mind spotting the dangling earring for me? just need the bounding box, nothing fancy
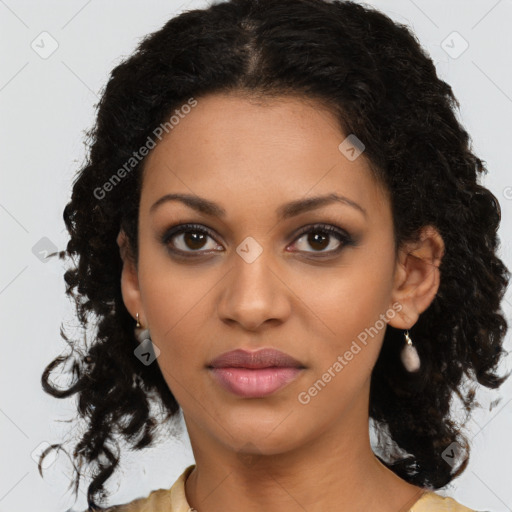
[135,312,151,343]
[401,330,420,372]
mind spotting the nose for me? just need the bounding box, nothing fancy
[216,247,292,332]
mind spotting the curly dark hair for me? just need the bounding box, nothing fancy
[39,0,511,509]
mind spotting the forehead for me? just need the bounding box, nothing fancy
[140,92,389,219]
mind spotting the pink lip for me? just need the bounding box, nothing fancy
[207,348,305,398]
[209,367,303,397]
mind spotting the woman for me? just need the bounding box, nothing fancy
[40,0,510,510]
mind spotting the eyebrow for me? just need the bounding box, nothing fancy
[149,192,367,220]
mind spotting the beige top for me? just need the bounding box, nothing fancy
[100,464,476,512]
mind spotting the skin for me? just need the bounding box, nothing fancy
[117,92,445,512]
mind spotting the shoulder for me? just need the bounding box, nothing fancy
[410,490,479,512]
[82,464,196,512]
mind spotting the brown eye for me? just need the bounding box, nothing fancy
[304,232,331,251]
[181,231,208,250]
[290,224,354,255]
[162,224,223,254]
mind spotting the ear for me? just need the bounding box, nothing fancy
[387,225,445,330]
[117,229,146,327]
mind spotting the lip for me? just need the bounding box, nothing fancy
[207,348,305,398]
[209,367,303,398]
[208,348,304,369]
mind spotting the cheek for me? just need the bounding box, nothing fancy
[292,270,392,413]
[141,275,209,354]
[136,254,217,389]
[140,279,209,402]
[292,254,394,345]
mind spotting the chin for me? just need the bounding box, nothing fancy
[219,419,307,456]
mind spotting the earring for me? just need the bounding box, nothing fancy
[134,312,151,343]
[401,330,420,372]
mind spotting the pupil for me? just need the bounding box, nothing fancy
[185,232,206,250]
[309,232,328,251]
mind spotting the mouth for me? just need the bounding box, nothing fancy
[207,348,305,398]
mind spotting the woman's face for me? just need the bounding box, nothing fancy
[119,92,436,460]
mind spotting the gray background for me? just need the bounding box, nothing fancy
[1,0,511,511]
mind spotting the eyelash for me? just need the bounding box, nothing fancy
[161,222,355,259]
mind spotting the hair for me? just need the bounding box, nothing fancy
[40,0,511,509]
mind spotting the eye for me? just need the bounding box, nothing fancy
[289,223,354,255]
[162,223,222,255]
